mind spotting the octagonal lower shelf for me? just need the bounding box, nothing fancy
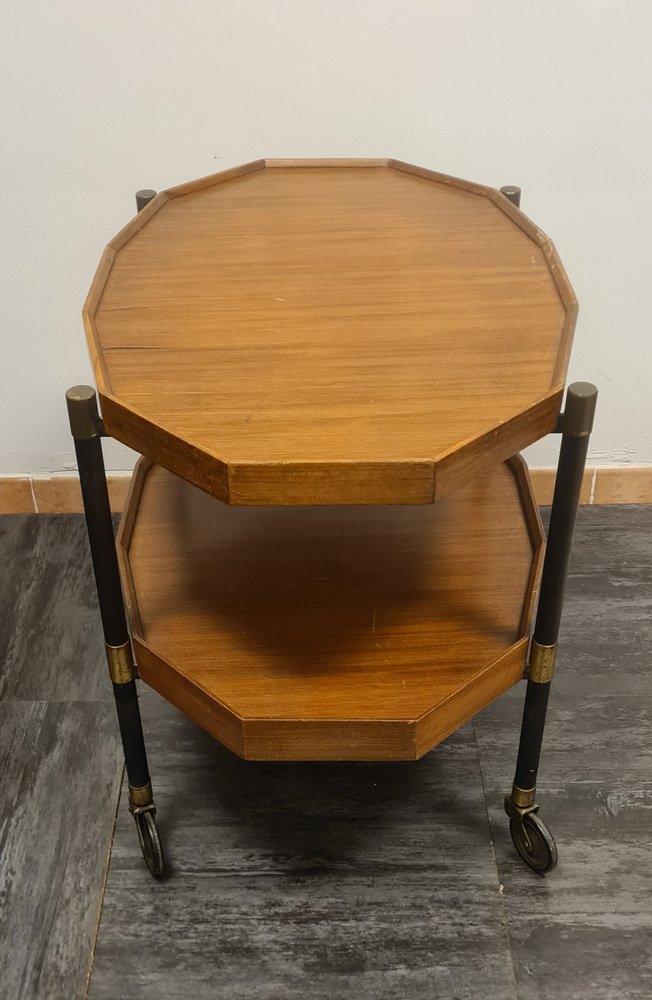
[117,457,544,761]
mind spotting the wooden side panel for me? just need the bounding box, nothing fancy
[242,719,415,762]
[100,393,231,503]
[507,454,546,637]
[116,457,151,638]
[228,460,434,506]
[414,639,528,758]
[435,391,563,501]
[134,638,245,758]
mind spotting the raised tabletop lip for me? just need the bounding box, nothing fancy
[83,158,577,506]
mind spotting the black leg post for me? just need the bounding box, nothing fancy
[499,185,521,208]
[66,385,164,877]
[135,188,157,213]
[505,381,598,874]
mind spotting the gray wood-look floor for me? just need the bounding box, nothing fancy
[1,507,650,999]
[0,516,123,1000]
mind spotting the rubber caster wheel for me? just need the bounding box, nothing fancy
[134,810,165,877]
[509,812,558,876]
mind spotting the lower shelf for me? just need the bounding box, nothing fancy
[117,458,543,761]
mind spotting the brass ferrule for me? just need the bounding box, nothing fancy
[129,782,154,810]
[499,185,521,208]
[65,385,101,439]
[105,641,135,684]
[136,189,157,213]
[529,640,557,684]
[561,381,598,437]
[511,784,536,810]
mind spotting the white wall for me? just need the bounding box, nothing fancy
[2,1,650,475]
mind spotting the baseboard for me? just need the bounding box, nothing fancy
[2,466,651,514]
[0,474,132,514]
[528,466,652,505]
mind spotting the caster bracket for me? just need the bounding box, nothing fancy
[129,801,157,818]
[504,795,540,823]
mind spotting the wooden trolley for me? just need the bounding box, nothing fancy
[67,159,597,877]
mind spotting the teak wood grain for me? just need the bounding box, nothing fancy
[86,159,576,506]
[117,457,543,760]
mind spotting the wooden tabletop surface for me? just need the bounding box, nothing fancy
[86,159,576,505]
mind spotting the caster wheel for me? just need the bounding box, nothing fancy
[134,810,165,877]
[509,812,558,876]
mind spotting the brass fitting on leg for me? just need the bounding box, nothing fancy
[559,382,598,437]
[135,189,157,213]
[504,784,539,822]
[66,385,102,440]
[105,640,136,684]
[500,185,521,208]
[528,640,557,684]
[129,781,156,816]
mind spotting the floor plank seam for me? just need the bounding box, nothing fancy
[83,765,125,1000]
[0,699,116,706]
[472,717,520,1000]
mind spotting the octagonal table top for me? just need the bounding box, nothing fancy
[84,158,576,505]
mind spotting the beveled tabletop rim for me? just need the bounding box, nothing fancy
[83,158,577,506]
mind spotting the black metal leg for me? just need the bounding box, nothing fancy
[505,381,598,875]
[499,185,522,208]
[66,385,164,877]
[135,188,157,213]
